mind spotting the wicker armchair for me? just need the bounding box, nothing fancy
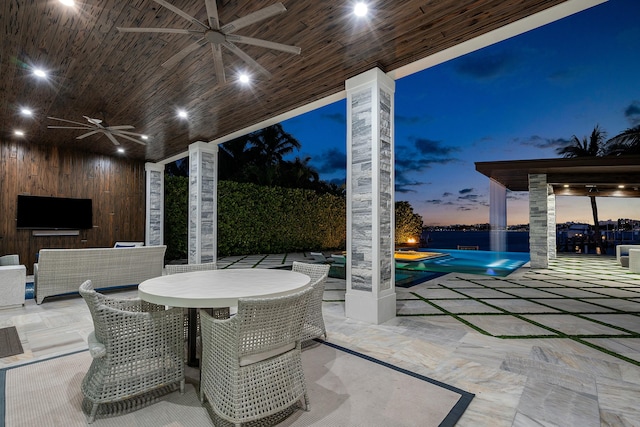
[164,261,217,274]
[199,287,313,426]
[79,280,185,423]
[292,261,330,342]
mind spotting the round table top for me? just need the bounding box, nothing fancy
[138,268,311,308]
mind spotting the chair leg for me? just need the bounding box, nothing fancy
[88,402,99,424]
[301,393,310,411]
[180,379,185,394]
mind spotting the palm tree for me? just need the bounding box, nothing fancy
[556,125,607,254]
[604,124,640,156]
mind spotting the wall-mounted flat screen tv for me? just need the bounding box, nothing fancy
[16,195,93,229]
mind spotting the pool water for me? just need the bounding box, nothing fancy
[396,248,530,277]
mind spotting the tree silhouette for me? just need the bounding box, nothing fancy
[556,125,607,254]
[604,124,640,155]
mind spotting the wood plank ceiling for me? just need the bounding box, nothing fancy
[1,0,571,162]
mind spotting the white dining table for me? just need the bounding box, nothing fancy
[138,268,311,366]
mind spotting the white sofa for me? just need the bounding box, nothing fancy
[616,244,640,267]
[34,245,166,304]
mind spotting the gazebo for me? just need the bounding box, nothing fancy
[475,155,640,268]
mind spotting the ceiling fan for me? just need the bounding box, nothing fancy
[116,0,301,83]
[47,116,148,146]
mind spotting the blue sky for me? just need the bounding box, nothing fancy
[281,0,640,226]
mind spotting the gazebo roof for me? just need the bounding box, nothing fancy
[475,156,640,197]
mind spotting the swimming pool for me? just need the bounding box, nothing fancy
[395,248,530,277]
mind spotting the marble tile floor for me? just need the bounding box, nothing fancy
[1,252,639,426]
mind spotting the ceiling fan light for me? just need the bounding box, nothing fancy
[238,73,250,84]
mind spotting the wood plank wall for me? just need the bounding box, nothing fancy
[0,139,146,274]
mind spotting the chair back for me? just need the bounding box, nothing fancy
[234,287,312,359]
[165,262,217,275]
[292,261,330,285]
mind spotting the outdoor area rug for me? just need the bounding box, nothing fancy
[1,341,473,427]
[0,327,23,359]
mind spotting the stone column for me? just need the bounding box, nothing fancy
[490,178,507,252]
[145,163,164,246]
[188,141,218,264]
[529,174,555,268]
[344,68,396,324]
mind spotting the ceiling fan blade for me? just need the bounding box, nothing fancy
[106,125,135,130]
[211,43,226,84]
[112,132,147,146]
[223,41,272,79]
[117,27,194,34]
[204,0,220,30]
[225,34,301,55]
[153,0,209,29]
[47,116,91,127]
[104,132,121,146]
[221,2,286,34]
[76,130,101,139]
[113,130,145,137]
[47,125,94,130]
[161,39,206,69]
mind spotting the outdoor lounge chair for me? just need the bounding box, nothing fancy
[199,287,312,426]
[292,261,331,342]
[79,280,185,423]
[309,251,334,264]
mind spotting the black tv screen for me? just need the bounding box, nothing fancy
[17,195,93,229]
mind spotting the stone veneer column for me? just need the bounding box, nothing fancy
[188,141,218,264]
[490,178,507,252]
[529,174,556,268]
[344,68,396,324]
[145,163,164,246]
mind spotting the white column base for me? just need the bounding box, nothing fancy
[345,290,396,324]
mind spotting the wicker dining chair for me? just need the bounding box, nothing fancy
[291,261,331,342]
[78,280,185,424]
[199,287,313,426]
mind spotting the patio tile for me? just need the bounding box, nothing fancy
[583,288,640,298]
[500,288,559,298]
[396,299,445,315]
[521,314,632,336]
[481,299,560,314]
[582,314,640,334]
[585,298,640,312]
[430,299,503,314]
[456,288,517,299]
[458,315,555,336]
[582,338,640,363]
[530,298,616,313]
[542,288,606,298]
[412,288,467,299]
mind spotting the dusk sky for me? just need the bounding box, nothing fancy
[279,0,640,226]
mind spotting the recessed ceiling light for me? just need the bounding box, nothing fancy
[563,184,569,188]
[354,2,368,17]
[33,68,47,78]
[20,108,33,116]
[141,135,149,140]
[238,73,250,84]
[177,110,188,119]
[59,0,75,6]
[117,148,125,153]
[618,185,625,189]
[14,130,25,137]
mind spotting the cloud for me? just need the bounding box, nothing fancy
[519,135,572,150]
[425,199,442,204]
[454,50,517,80]
[413,138,460,156]
[459,188,474,195]
[395,170,428,193]
[315,148,346,174]
[624,100,640,125]
[321,113,346,124]
[458,194,479,201]
[457,206,473,211]
[442,192,453,197]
